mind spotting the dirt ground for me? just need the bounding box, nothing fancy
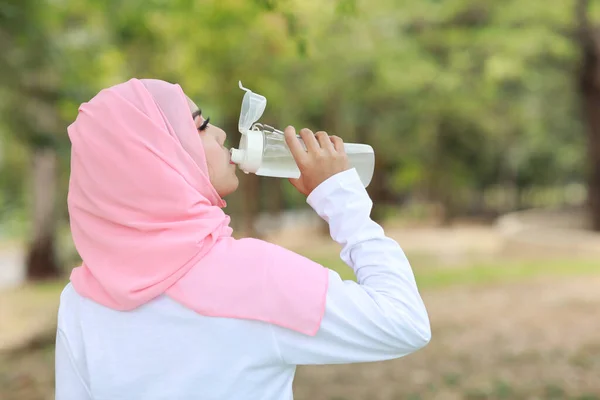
[294,275,600,400]
[1,225,599,400]
[1,274,599,400]
[267,225,503,260]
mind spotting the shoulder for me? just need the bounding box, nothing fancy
[235,237,324,270]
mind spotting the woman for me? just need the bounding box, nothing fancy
[55,78,430,400]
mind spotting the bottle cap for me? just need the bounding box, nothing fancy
[238,81,267,135]
[229,129,264,173]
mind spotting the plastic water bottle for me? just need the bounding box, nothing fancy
[230,82,375,187]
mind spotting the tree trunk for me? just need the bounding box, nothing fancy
[367,156,387,223]
[354,107,388,223]
[577,0,600,231]
[26,147,60,280]
[581,70,600,231]
[439,192,457,226]
[580,54,600,230]
[241,174,261,237]
[265,177,284,214]
[589,131,600,230]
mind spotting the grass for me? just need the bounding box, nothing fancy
[4,252,595,355]
[8,254,598,304]
[0,279,68,352]
[2,253,599,400]
[309,252,600,288]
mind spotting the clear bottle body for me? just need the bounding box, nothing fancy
[256,130,375,187]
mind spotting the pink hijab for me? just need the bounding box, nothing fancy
[67,78,328,335]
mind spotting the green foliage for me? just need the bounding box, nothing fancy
[0,0,593,225]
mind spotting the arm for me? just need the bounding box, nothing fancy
[55,329,92,400]
[271,168,431,365]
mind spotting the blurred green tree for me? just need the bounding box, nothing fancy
[0,0,597,284]
[576,0,600,231]
[0,0,64,279]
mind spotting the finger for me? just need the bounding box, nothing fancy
[288,177,306,194]
[288,177,301,188]
[316,131,334,152]
[330,135,345,153]
[284,126,307,163]
[299,128,320,153]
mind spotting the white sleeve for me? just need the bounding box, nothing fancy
[55,329,92,400]
[271,168,431,365]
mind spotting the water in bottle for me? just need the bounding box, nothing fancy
[230,82,375,187]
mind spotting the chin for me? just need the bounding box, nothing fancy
[217,176,240,198]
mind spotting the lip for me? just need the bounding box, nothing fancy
[226,148,235,165]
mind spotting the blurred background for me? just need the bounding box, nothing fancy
[1,0,599,399]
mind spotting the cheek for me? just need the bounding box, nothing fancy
[202,142,226,177]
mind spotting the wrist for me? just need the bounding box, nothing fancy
[306,168,365,209]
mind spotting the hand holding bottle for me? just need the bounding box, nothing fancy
[284,126,350,196]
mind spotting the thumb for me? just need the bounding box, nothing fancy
[288,177,307,195]
[288,177,301,188]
